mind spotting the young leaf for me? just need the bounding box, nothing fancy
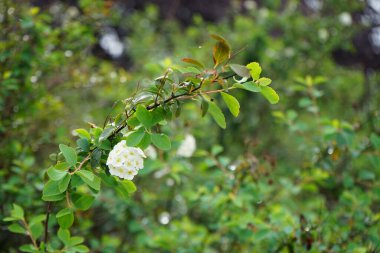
[120,180,137,194]
[56,208,74,229]
[208,100,226,129]
[151,133,171,150]
[74,129,91,140]
[59,144,77,167]
[211,35,230,67]
[11,204,24,220]
[246,62,262,80]
[182,58,204,69]
[136,104,153,129]
[233,82,262,93]
[260,86,280,104]
[126,128,145,147]
[257,77,272,86]
[221,92,240,117]
[230,64,250,78]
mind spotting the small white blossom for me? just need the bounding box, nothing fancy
[106,140,146,180]
[176,134,196,158]
[339,12,352,26]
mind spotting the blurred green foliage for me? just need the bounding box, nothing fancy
[1,0,380,252]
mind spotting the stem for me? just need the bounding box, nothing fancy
[22,219,38,249]
[109,73,237,139]
[44,202,52,244]
[69,153,92,175]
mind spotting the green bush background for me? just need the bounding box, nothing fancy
[1,0,380,252]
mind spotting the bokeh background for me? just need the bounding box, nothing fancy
[1,0,380,252]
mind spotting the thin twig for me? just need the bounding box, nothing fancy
[22,218,38,248]
[69,153,92,175]
[44,202,52,244]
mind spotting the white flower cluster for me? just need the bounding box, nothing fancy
[106,140,146,180]
[176,134,196,158]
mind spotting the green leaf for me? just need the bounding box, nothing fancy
[58,228,71,246]
[56,208,74,229]
[151,107,166,125]
[260,86,280,104]
[58,174,71,192]
[72,194,95,211]
[246,62,262,80]
[8,223,26,234]
[221,92,240,117]
[370,133,380,149]
[42,193,65,202]
[42,180,65,201]
[30,222,43,240]
[69,236,84,247]
[233,82,262,93]
[29,215,46,226]
[59,144,77,167]
[115,180,137,199]
[76,170,100,191]
[136,104,153,129]
[76,170,94,181]
[138,132,151,150]
[90,148,102,169]
[71,245,89,253]
[19,244,37,253]
[126,128,145,147]
[77,138,90,152]
[230,64,250,78]
[11,204,24,220]
[208,100,226,129]
[98,139,111,150]
[47,167,68,181]
[151,133,171,150]
[74,129,91,140]
[257,77,272,86]
[99,125,115,142]
[200,96,209,117]
[120,180,137,194]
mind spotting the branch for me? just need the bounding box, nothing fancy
[69,153,92,175]
[44,201,52,244]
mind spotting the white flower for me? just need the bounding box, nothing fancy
[176,134,196,158]
[339,12,352,26]
[106,140,146,180]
